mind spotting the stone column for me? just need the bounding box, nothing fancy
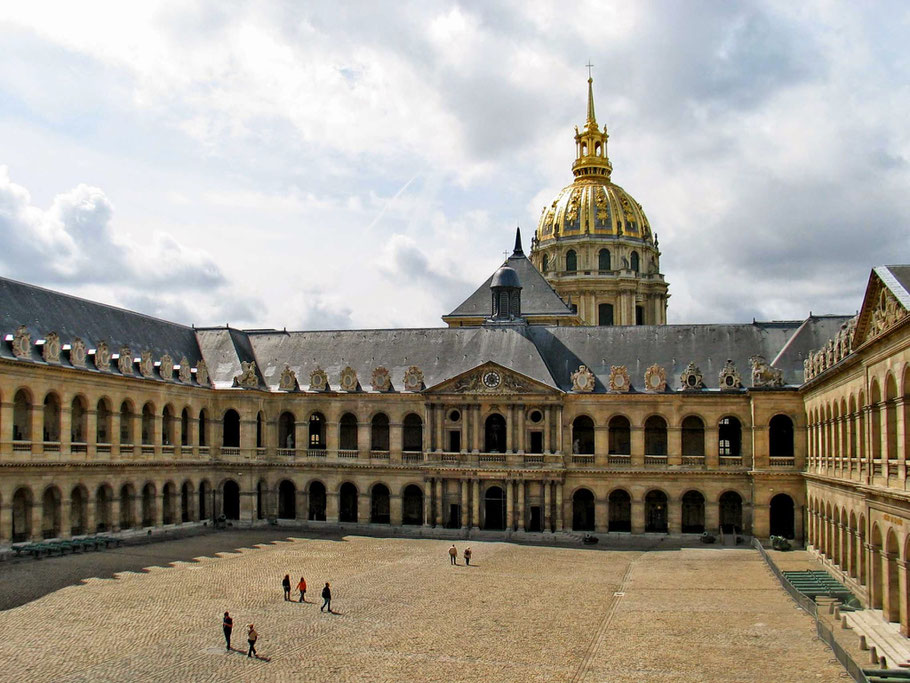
[423,479,433,527]
[326,491,339,523]
[435,404,445,452]
[325,420,339,454]
[594,425,608,466]
[32,404,44,454]
[630,426,644,467]
[706,501,720,534]
[390,494,402,526]
[543,481,552,532]
[595,495,608,533]
[460,480,469,528]
[506,405,514,453]
[668,495,681,534]
[357,421,370,459]
[473,405,482,452]
[0,501,12,542]
[667,427,681,466]
[111,496,121,532]
[86,408,97,458]
[555,483,564,531]
[357,491,370,524]
[899,560,910,637]
[0,400,12,457]
[472,479,481,530]
[390,422,403,463]
[543,407,551,454]
[60,497,71,538]
[516,406,526,453]
[60,404,72,452]
[883,551,898,620]
[517,480,525,531]
[705,426,719,468]
[506,480,514,530]
[435,478,444,527]
[631,499,645,534]
[555,406,564,454]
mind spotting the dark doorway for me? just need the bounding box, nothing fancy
[222,480,240,520]
[719,491,743,534]
[222,410,240,448]
[339,482,358,523]
[448,430,461,452]
[484,486,506,530]
[681,490,705,533]
[598,303,614,326]
[308,481,326,521]
[608,489,631,532]
[769,415,794,458]
[402,485,423,525]
[635,305,644,325]
[484,414,506,453]
[529,431,543,454]
[528,506,542,532]
[645,490,668,533]
[769,493,795,538]
[278,480,296,519]
[371,484,391,524]
[448,504,461,529]
[572,489,595,531]
[180,482,191,523]
[572,416,595,454]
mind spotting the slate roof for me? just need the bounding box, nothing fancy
[877,265,910,309]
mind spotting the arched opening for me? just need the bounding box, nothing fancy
[70,485,88,535]
[42,486,61,538]
[572,488,595,531]
[162,482,176,525]
[120,401,134,444]
[141,402,154,445]
[571,416,594,454]
[681,416,705,457]
[222,409,240,448]
[644,416,667,455]
[278,480,296,519]
[769,415,794,458]
[222,480,240,520]
[119,484,135,529]
[308,481,326,521]
[339,413,358,450]
[886,375,898,460]
[598,248,611,271]
[198,480,211,521]
[608,416,631,455]
[484,486,506,530]
[95,484,113,532]
[141,483,157,527]
[70,396,87,443]
[43,393,61,442]
[719,491,743,534]
[402,484,424,525]
[181,408,190,446]
[769,493,795,538]
[13,389,31,441]
[565,250,577,272]
[278,411,296,449]
[371,484,391,524]
[403,413,423,452]
[371,413,390,451]
[309,412,326,449]
[681,490,705,533]
[339,482,358,523]
[871,525,883,609]
[161,405,175,446]
[181,481,192,523]
[12,487,33,542]
[198,410,208,447]
[608,489,631,532]
[645,490,668,533]
[870,381,882,461]
[885,530,900,622]
[630,251,639,272]
[484,413,507,453]
[718,417,741,457]
[96,399,112,444]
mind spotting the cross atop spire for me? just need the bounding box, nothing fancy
[586,60,594,79]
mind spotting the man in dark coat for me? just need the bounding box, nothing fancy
[321,582,332,613]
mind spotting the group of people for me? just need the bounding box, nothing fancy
[282,574,334,612]
[448,544,472,565]
[221,612,258,658]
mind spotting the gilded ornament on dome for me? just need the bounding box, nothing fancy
[339,366,359,392]
[118,347,133,375]
[159,354,174,381]
[717,359,742,390]
[178,357,192,382]
[680,362,704,390]
[571,364,595,392]
[309,367,328,392]
[278,364,298,391]
[196,360,209,387]
[94,341,111,371]
[69,338,87,368]
[42,332,61,363]
[371,366,392,392]
[11,325,30,359]
[402,365,424,392]
[608,365,631,392]
[644,364,666,392]
[139,351,154,378]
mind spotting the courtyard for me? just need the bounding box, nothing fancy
[0,532,844,682]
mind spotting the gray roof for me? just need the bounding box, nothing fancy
[877,265,910,309]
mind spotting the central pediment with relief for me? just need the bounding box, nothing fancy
[426,362,559,396]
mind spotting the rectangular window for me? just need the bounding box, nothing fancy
[529,431,543,454]
[598,303,614,326]
[635,305,645,325]
[448,430,461,452]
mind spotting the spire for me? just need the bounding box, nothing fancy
[513,226,523,255]
[585,60,597,127]
[572,65,612,181]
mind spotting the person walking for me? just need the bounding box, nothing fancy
[297,576,307,603]
[321,582,332,613]
[448,544,457,565]
[247,624,258,658]
[282,574,291,601]
[222,611,233,651]
[464,547,472,566]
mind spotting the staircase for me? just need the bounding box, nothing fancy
[846,609,910,669]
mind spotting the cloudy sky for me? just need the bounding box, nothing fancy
[0,1,907,330]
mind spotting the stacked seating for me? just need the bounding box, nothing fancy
[782,570,861,610]
[11,534,122,559]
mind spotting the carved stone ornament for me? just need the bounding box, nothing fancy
[11,325,30,359]
[118,347,133,375]
[717,359,742,390]
[339,366,359,392]
[139,351,154,378]
[643,364,666,392]
[571,364,595,392]
[159,354,174,381]
[69,337,87,368]
[679,362,705,390]
[178,357,192,383]
[371,366,392,392]
[42,332,61,363]
[233,361,258,388]
[608,365,631,392]
[309,367,329,392]
[750,355,783,388]
[195,360,209,387]
[870,288,908,341]
[451,368,530,394]
[402,365,424,392]
[94,341,111,371]
[279,364,298,391]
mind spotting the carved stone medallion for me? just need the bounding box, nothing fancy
[403,365,424,392]
[196,360,209,387]
[339,366,359,392]
[11,325,30,359]
[608,365,631,393]
[717,359,741,390]
[159,354,174,381]
[95,341,111,371]
[451,368,530,394]
[139,351,154,378]
[680,362,704,390]
[750,355,783,388]
[42,332,61,363]
[371,366,391,392]
[571,364,595,392]
[118,347,133,375]
[233,361,258,388]
[643,364,666,392]
[178,357,192,383]
[279,364,298,391]
[309,367,328,392]
[70,338,87,368]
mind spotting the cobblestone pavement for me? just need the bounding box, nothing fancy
[0,536,844,682]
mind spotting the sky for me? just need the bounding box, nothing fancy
[0,1,908,331]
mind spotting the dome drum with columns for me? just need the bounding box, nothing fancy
[530,75,669,327]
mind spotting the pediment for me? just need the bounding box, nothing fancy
[425,361,559,395]
[854,269,909,348]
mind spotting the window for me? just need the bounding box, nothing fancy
[541,254,549,272]
[630,251,639,272]
[635,305,644,325]
[565,250,577,272]
[598,303,614,326]
[598,249,611,271]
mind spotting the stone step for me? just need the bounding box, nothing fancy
[846,609,910,668]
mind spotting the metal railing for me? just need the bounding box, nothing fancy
[607,454,631,465]
[571,454,594,465]
[769,457,795,467]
